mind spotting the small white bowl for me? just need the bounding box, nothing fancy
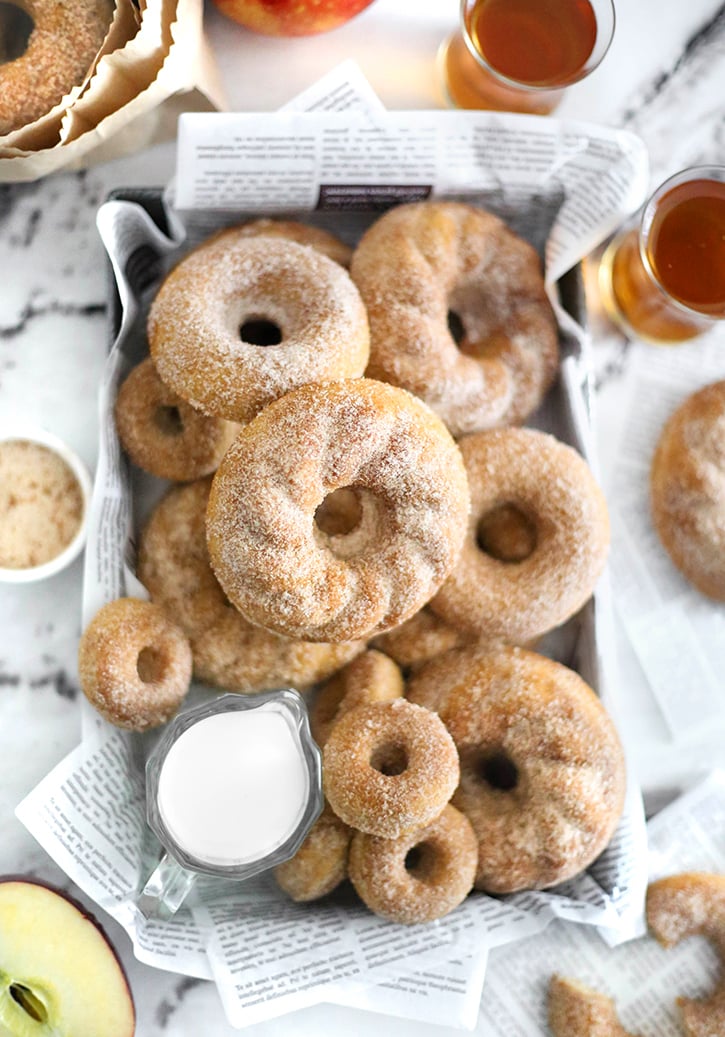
[0,425,93,584]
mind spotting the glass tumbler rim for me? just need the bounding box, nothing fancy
[638,164,725,321]
[458,0,617,94]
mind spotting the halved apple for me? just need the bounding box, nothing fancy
[0,878,135,1037]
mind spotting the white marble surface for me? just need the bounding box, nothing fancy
[1,1,724,1033]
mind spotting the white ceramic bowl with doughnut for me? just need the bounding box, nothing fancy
[0,423,93,584]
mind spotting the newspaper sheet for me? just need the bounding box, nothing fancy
[477,771,725,1036]
[17,64,650,1029]
[606,337,725,744]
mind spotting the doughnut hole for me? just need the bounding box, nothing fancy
[404,840,439,883]
[153,404,184,437]
[239,315,283,346]
[314,486,386,559]
[314,487,363,537]
[136,646,168,684]
[370,741,408,776]
[462,747,520,793]
[476,503,538,562]
[0,4,34,62]
[447,309,465,346]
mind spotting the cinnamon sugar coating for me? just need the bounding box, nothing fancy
[651,380,725,600]
[350,200,559,437]
[206,219,353,268]
[417,646,625,893]
[78,598,191,731]
[647,873,725,1037]
[137,479,363,692]
[372,605,477,672]
[323,699,460,838]
[310,649,404,747]
[115,358,239,481]
[148,236,369,423]
[348,804,477,924]
[206,379,470,643]
[548,976,636,1037]
[0,0,112,134]
[274,802,352,902]
[430,428,610,645]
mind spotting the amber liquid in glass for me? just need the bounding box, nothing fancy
[444,0,597,113]
[603,179,725,344]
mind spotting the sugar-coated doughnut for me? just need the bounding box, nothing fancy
[0,0,112,134]
[647,873,725,1037]
[548,976,635,1037]
[274,803,352,902]
[651,380,725,600]
[417,646,625,893]
[348,805,477,924]
[206,379,470,643]
[207,219,353,268]
[350,201,559,437]
[148,236,369,423]
[371,606,476,673]
[430,428,609,646]
[78,598,191,731]
[115,358,238,481]
[137,479,363,692]
[310,649,404,747]
[322,699,460,838]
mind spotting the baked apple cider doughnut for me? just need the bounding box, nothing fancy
[322,699,460,838]
[647,873,725,1037]
[274,803,352,902]
[78,598,192,731]
[208,218,353,268]
[413,646,626,893]
[350,200,559,437]
[348,804,477,924]
[0,0,112,134]
[206,379,470,643]
[431,428,610,646]
[137,479,363,692]
[548,976,635,1037]
[148,235,369,423]
[115,358,238,481]
[310,649,404,747]
[651,380,725,600]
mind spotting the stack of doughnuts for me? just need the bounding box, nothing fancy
[78,203,625,921]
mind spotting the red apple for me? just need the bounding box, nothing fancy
[0,878,135,1037]
[212,0,377,37]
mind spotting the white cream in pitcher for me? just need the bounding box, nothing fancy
[156,704,310,867]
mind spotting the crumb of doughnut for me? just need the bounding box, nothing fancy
[310,649,404,747]
[274,803,352,902]
[647,874,725,1037]
[323,699,460,838]
[348,804,477,924]
[78,598,191,731]
[0,439,83,569]
[548,976,636,1037]
[651,380,725,601]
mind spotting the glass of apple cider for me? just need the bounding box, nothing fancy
[440,0,615,114]
[598,166,725,345]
